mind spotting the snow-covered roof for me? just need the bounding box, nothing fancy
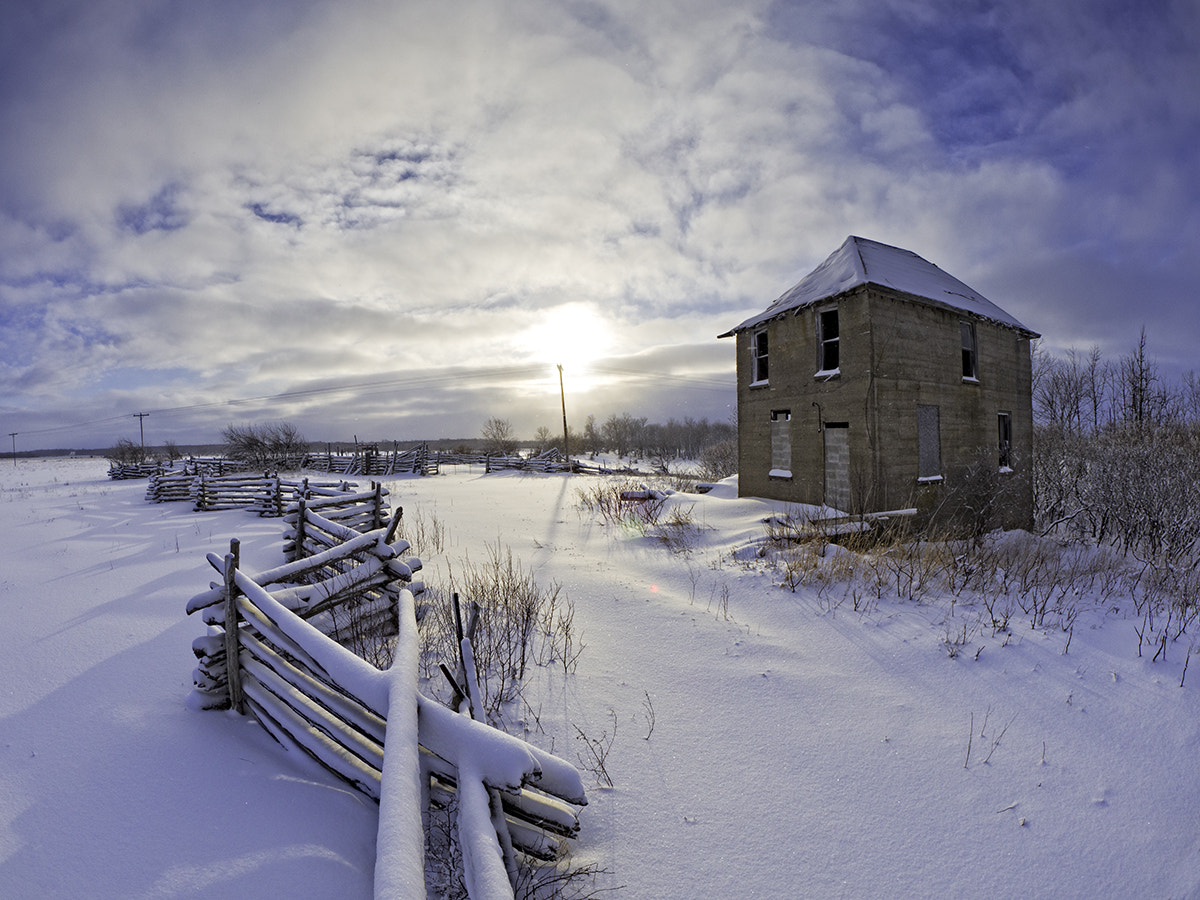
[721,236,1038,337]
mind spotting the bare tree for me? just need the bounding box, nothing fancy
[531,426,555,455]
[582,415,603,458]
[1115,327,1174,430]
[480,417,516,456]
[602,412,647,457]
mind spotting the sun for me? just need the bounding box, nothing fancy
[521,303,613,377]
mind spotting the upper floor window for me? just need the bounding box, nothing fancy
[751,329,769,384]
[961,320,978,381]
[817,307,839,374]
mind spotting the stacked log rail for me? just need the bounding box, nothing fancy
[283,483,391,561]
[144,470,368,518]
[108,461,165,480]
[186,524,586,899]
[279,496,399,638]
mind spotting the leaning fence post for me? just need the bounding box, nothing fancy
[373,481,385,530]
[223,538,244,714]
[294,498,307,562]
[384,505,404,545]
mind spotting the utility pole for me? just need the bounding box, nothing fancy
[134,412,150,457]
[557,364,569,463]
[8,433,16,467]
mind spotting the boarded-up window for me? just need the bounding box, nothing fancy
[917,404,941,479]
[770,409,791,478]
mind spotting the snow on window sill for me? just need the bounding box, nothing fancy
[962,376,980,384]
[769,469,793,479]
[999,466,1014,475]
[917,475,943,483]
[814,368,840,380]
[749,379,769,388]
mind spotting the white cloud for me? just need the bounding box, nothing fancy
[2,0,1198,447]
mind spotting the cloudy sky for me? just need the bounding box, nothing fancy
[2,0,1197,451]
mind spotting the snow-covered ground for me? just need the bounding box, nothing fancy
[3,457,1199,898]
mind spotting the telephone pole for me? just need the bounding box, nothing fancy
[134,412,150,457]
[8,433,15,467]
[557,365,569,463]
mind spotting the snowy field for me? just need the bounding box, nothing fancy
[2,456,1200,899]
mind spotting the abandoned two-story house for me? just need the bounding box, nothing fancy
[719,236,1040,531]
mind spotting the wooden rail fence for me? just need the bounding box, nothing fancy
[145,470,390,521]
[109,456,253,480]
[303,442,439,477]
[186,501,586,899]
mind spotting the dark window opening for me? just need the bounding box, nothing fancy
[998,412,1013,469]
[818,308,839,372]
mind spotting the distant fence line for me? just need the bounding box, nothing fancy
[111,445,652,481]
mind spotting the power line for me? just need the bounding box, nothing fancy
[6,364,553,439]
[589,365,734,390]
[8,362,733,443]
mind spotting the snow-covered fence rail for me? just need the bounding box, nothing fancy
[193,472,293,514]
[283,484,391,558]
[182,456,251,476]
[108,460,166,479]
[109,456,253,481]
[144,470,383,521]
[186,519,586,899]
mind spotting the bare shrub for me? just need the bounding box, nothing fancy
[106,437,146,464]
[397,504,447,555]
[419,543,576,723]
[575,479,668,533]
[574,709,617,788]
[696,437,737,482]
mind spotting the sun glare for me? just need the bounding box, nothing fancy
[522,304,613,383]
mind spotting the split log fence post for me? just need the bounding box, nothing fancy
[223,538,244,714]
[294,498,307,564]
[373,482,385,530]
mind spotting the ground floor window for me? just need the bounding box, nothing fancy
[998,411,1013,470]
[917,404,941,480]
[770,409,791,478]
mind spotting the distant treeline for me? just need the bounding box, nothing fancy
[529,412,735,462]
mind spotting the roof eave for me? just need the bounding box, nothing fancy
[720,282,1039,340]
